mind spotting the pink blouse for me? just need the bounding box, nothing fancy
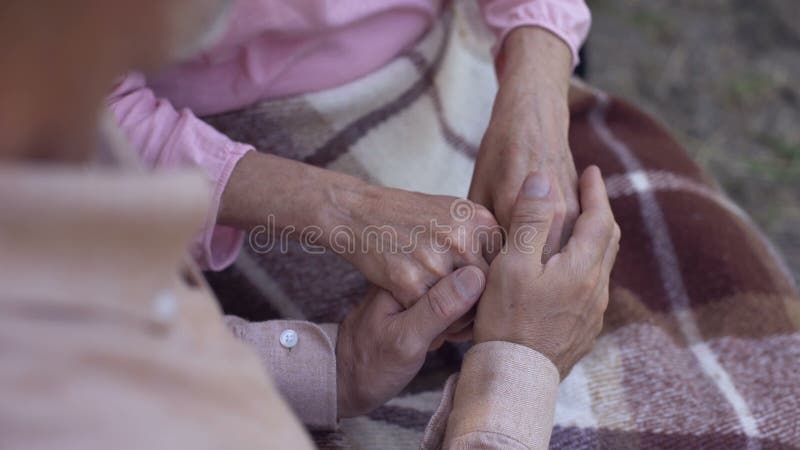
[108,0,591,270]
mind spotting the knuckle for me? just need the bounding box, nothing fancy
[391,289,413,307]
[579,269,600,293]
[393,266,424,290]
[589,265,603,284]
[566,197,580,215]
[601,213,615,234]
[426,288,458,321]
[459,254,487,276]
[590,294,606,317]
[390,331,420,361]
[584,212,605,232]
[592,317,604,339]
[511,211,538,226]
[578,278,595,295]
[416,251,449,278]
[512,203,553,226]
[472,204,498,227]
[407,285,429,302]
[567,247,589,270]
[598,291,610,313]
[598,288,611,314]
[554,200,567,218]
[591,207,608,223]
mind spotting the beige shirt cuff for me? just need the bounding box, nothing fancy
[426,341,560,449]
[224,317,339,430]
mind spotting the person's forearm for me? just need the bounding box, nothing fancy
[218,151,365,238]
[469,26,577,247]
[498,26,572,98]
[494,27,573,146]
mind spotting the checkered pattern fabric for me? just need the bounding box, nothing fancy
[204,3,800,448]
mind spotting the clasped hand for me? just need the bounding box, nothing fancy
[336,167,620,417]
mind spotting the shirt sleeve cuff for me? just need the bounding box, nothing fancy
[482,0,591,67]
[442,341,560,449]
[225,317,339,430]
[188,141,252,271]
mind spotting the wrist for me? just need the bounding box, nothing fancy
[473,329,554,366]
[484,92,569,156]
[219,152,368,251]
[498,27,572,98]
[314,174,369,251]
[491,29,571,142]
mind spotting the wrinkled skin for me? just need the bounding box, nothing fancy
[336,266,486,417]
[474,167,620,378]
[336,168,620,416]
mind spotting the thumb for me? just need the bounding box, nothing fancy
[506,172,555,263]
[398,266,485,349]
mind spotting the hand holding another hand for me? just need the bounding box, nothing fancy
[469,26,579,256]
[332,185,501,306]
[336,265,486,418]
[330,185,502,342]
[473,167,620,378]
[335,166,619,419]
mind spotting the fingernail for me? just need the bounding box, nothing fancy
[523,172,550,198]
[455,267,483,298]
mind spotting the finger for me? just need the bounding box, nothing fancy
[556,166,614,268]
[591,222,620,312]
[467,176,490,207]
[543,186,565,262]
[443,305,475,335]
[505,172,555,264]
[467,196,505,264]
[367,285,406,317]
[456,253,490,277]
[485,226,505,263]
[544,168,580,257]
[493,191,518,233]
[603,222,621,280]
[476,223,504,265]
[467,179,495,222]
[559,168,580,247]
[389,263,431,308]
[427,328,472,352]
[428,335,446,352]
[443,326,473,343]
[398,266,485,348]
[578,166,612,216]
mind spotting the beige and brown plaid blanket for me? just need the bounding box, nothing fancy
[203,3,800,448]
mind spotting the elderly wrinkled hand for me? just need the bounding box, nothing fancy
[333,183,501,306]
[469,26,579,256]
[335,265,486,418]
[474,167,620,378]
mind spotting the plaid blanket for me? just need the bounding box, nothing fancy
[204,3,800,448]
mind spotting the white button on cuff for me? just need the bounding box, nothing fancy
[279,329,298,349]
[151,290,178,324]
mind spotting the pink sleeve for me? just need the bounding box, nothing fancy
[224,317,339,430]
[478,0,591,67]
[107,73,252,270]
